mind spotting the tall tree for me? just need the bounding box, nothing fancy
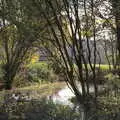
[31,0,100,108]
[111,0,120,68]
[0,0,40,89]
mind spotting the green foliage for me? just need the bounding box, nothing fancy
[27,62,58,83]
[6,62,59,88]
[99,96,120,114]
[48,60,64,75]
[105,73,120,88]
[0,0,44,89]
[13,72,30,88]
[98,73,120,115]
[0,98,81,120]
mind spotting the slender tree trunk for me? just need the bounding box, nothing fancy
[111,0,120,67]
[3,62,19,90]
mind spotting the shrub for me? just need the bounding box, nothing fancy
[0,98,81,120]
[12,62,58,88]
[48,60,64,75]
[105,73,120,88]
[27,62,58,83]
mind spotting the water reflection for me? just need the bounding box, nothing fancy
[47,86,75,107]
[48,84,105,106]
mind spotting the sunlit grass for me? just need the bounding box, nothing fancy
[82,64,113,70]
[27,61,48,69]
[28,62,113,71]
[17,82,65,99]
[0,82,66,100]
[90,64,113,70]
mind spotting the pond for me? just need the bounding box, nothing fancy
[48,84,105,106]
[47,86,75,106]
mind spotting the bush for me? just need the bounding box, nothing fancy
[105,73,120,89]
[12,62,58,88]
[0,98,81,120]
[27,62,58,83]
[48,60,64,75]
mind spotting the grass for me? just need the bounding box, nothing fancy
[82,64,113,70]
[18,82,65,98]
[90,64,113,70]
[28,62,113,71]
[0,82,66,100]
[27,61,48,69]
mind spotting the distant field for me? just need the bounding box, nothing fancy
[28,61,48,68]
[85,64,113,70]
[74,64,113,70]
[29,62,113,71]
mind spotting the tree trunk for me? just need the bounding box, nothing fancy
[4,72,13,90]
[5,81,12,90]
[3,64,16,90]
[111,0,120,66]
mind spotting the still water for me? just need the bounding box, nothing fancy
[48,84,104,106]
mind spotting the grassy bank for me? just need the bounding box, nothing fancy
[0,82,66,100]
[17,82,66,99]
[0,82,81,120]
